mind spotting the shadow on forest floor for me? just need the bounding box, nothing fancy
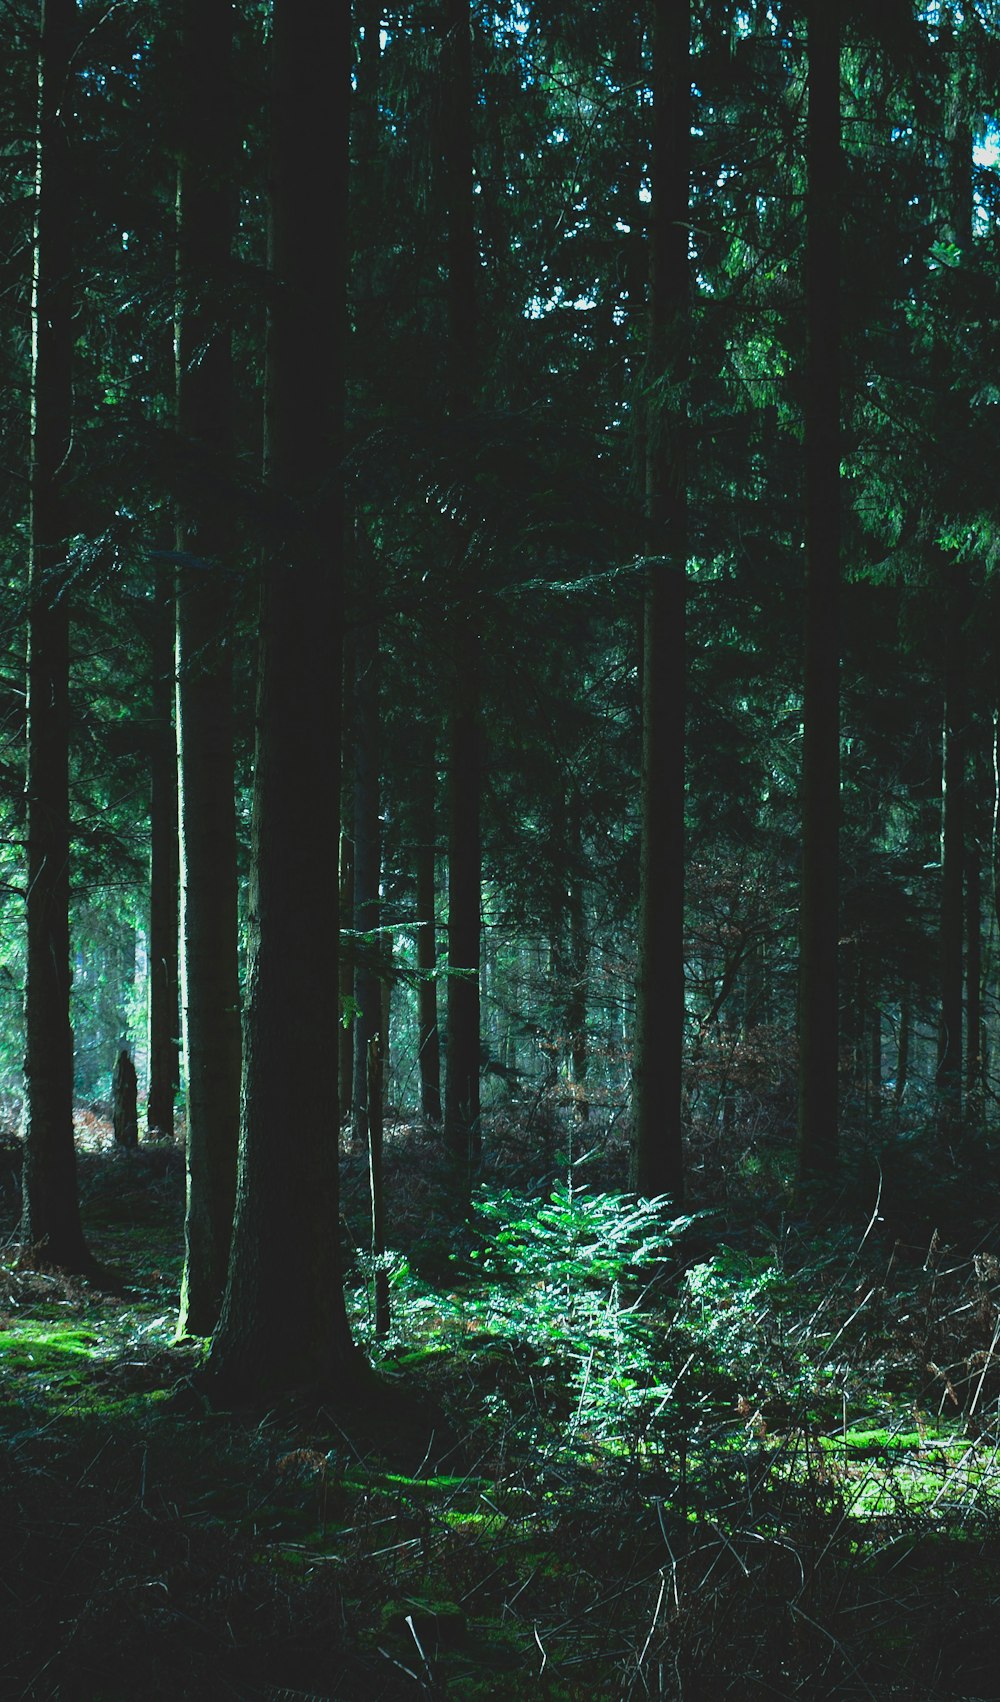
[4,1112,1000,1698]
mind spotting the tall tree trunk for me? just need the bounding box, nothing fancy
[559,791,589,1122]
[934,17,973,1136]
[442,0,481,1199]
[380,977,392,1106]
[338,633,355,1121]
[935,570,966,1125]
[626,29,651,499]
[630,0,689,1204]
[175,0,241,1337]
[894,988,911,1116]
[206,0,365,1400]
[147,568,179,1140]
[567,867,589,1123]
[444,627,481,1188]
[354,0,382,343]
[348,0,383,1150]
[870,1004,882,1121]
[415,726,442,1123]
[367,1034,389,1340]
[965,701,979,1116]
[966,793,983,1124]
[796,0,842,1186]
[351,605,381,1153]
[20,0,90,1272]
[338,825,354,1121]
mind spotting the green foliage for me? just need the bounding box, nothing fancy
[472,1182,687,1294]
[372,1184,691,1457]
[675,1249,811,1402]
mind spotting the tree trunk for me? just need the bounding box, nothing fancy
[351,604,381,1153]
[338,825,354,1122]
[934,28,973,1135]
[175,0,241,1337]
[566,797,589,1122]
[444,627,482,1191]
[20,0,90,1273]
[630,0,689,1204]
[147,568,179,1140]
[353,0,382,349]
[380,977,392,1104]
[797,0,842,1187]
[206,0,365,1401]
[894,988,911,1116]
[935,571,966,1127]
[966,807,983,1124]
[367,1034,389,1340]
[415,727,441,1122]
[443,0,476,413]
[441,0,481,1200]
[112,1050,139,1150]
[348,0,383,1145]
[870,1004,882,1121]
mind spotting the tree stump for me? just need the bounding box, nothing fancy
[112,1049,139,1149]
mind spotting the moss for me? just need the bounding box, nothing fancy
[0,1324,103,1385]
[825,1425,960,1457]
[375,1469,487,1498]
[439,1508,497,1534]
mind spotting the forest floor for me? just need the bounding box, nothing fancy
[3,1108,1000,1699]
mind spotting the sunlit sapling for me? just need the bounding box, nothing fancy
[461,1185,691,1449]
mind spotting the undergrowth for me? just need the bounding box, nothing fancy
[3,1120,1000,1697]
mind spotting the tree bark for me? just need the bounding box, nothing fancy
[796,0,842,1186]
[443,0,476,413]
[630,0,689,1204]
[441,0,482,1199]
[415,727,442,1123]
[894,988,911,1116]
[870,1003,882,1121]
[935,567,967,1127]
[351,603,381,1153]
[934,20,973,1135]
[206,0,365,1401]
[444,627,482,1190]
[348,0,383,1147]
[20,0,90,1273]
[147,568,179,1140]
[966,794,983,1124]
[566,795,589,1123]
[338,825,354,1122]
[174,0,242,1337]
[367,1034,389,1341]
[112,1050,139,1150]
[339,630,355,1121]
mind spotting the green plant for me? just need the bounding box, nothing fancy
[456,1184,690,1455]
[675,1250,808,1401]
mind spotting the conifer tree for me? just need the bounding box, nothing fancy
[146,567,179,1140]
[21,0,91,1273]
[797,0,842,1184]
[442,0,483,1200]
[631,0,690,1204]
[174,0,242,1337]
[207,0,366,1399]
